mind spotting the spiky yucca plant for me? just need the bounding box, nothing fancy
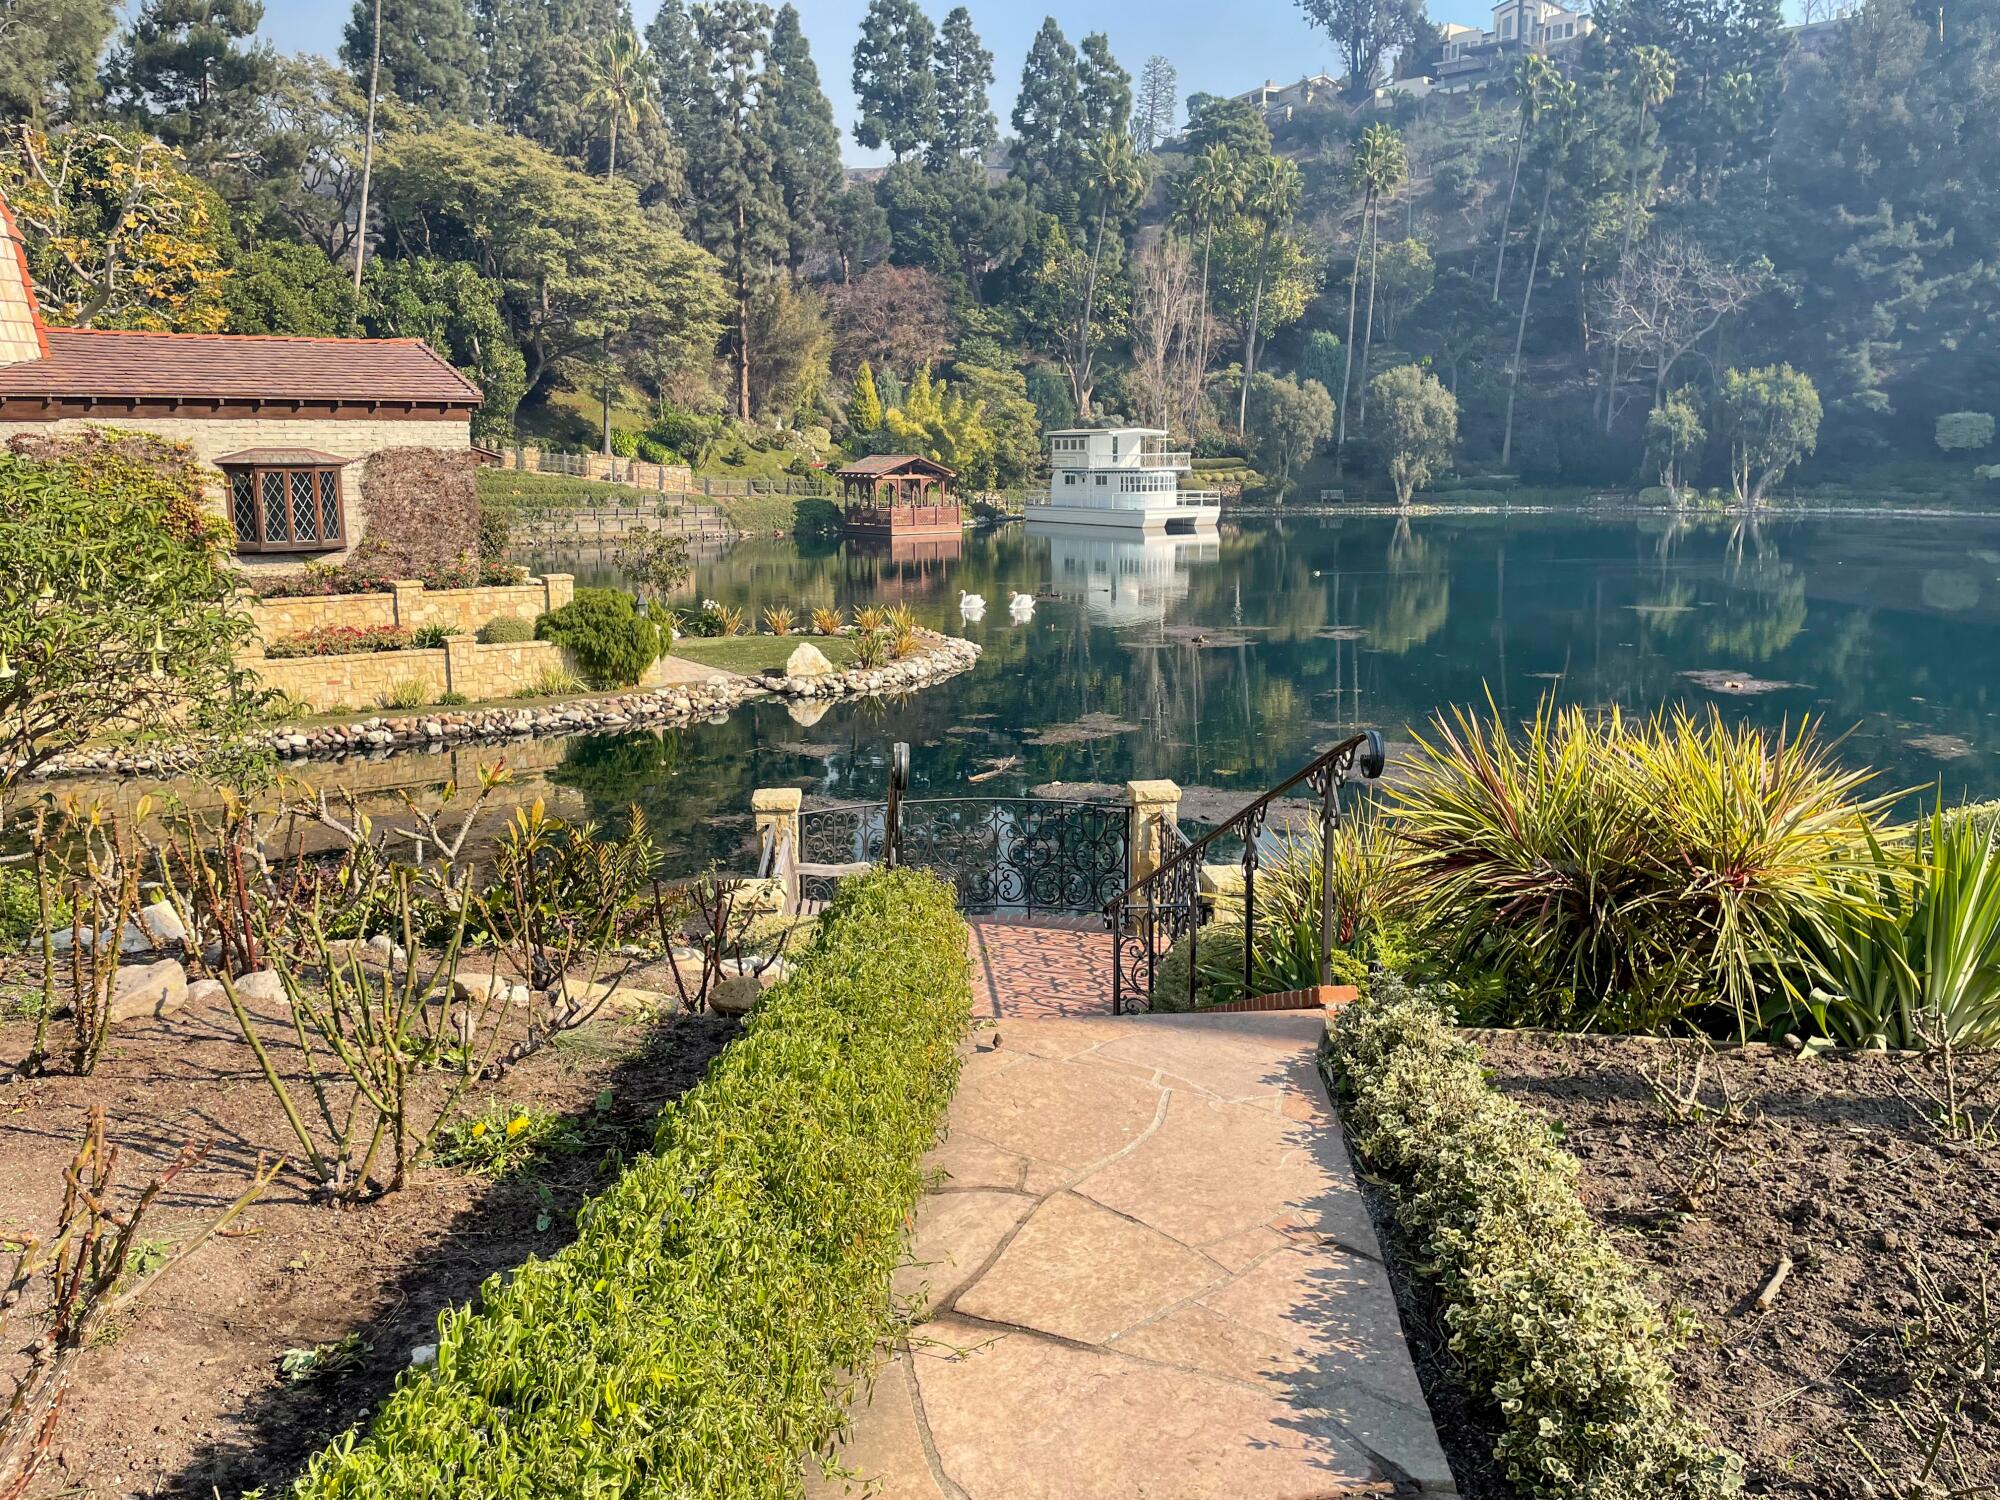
[810,607,845,637]
[1393,697,1889,1036]
[761,605,797,636]
[853,606,888,633]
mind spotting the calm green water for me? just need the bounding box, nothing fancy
[504,509,2000,870]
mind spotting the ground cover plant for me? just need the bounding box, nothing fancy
[1325,979,1744,1499]
[289,868,971,1498]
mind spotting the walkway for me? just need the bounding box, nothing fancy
[808,1009,1455,1499]
[967,919,1116,1018]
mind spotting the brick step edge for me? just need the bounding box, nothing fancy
[1201,984,1359,1014]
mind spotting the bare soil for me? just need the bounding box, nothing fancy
[0,971,735,1499]
[1472,1032,2000,1499]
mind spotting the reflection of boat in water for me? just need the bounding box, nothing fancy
[1029,521,1222,626]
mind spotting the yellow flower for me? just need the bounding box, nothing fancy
[506,1115,529,1138]
[470,1121,488,1139]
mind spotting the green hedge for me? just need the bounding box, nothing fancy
[534,587,663,687]
[1324,980,1742,1500]
[293,869,972,1498]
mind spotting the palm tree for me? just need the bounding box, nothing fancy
[1604,45,1676,431]
[1175,144,1243,416]
[586,28,662,184]
[583,29,662,455]
[1077,132,1146,418]
[1491,53,1557,302]
[1352,123,1407,429]
[1501,77,1577,467]
[1236,154,1302,432]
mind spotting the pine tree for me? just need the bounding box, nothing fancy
[766,4,842,269]
[851,0,938,162]
[931,6,995,163]
[849,358,884,432]
[341,0,483,119]
[1134,55,1177,151]
[645,0,699,141]
[682,0,788,420]
[1011,17,1083,195]
[106,0,275,163]
[1077,33,1130,141]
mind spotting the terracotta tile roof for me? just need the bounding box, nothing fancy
[835,453,957,478]
[0,327,483,406]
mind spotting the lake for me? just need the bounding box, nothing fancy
[510,508,2000,866]
[58,509,2000,873]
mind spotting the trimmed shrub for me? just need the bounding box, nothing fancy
[1325,980,1743,1499]
[533,589,663,688]
[475,614,535,644]
[291,868,971,1498]
[1935,411,1994,452]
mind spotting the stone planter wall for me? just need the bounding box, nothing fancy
[245,574,575,644]
[247,638,567,712]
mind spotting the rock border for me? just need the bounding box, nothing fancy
[34,631,982,780]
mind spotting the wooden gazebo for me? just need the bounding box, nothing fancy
[834,454,960,539]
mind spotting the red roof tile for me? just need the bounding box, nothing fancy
[0,327,483,406]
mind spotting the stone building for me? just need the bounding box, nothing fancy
[0,190,482,576]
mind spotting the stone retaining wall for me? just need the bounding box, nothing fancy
[501,446,694,493]
[248,638,567,712]
[246,574,575,643]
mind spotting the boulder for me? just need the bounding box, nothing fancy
[453,970,534,1008]
[784,642,835,679]
[185,978,227,1010]
[51,921,147,957]
[232,968,288,1005]
[708,973,762,1016]
[108,960,189,1025]
[132,899,189,948]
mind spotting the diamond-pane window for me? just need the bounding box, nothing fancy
[290,471,318,541]
[260,473,289,541]
[318,471,341,540]
[221,462,346,553]
[230,472,256,542]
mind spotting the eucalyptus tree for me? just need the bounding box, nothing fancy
[1603,44,1676,430]
[1237,153,1303,432]
[1501,75,1578,467]
[1173,143,1243,408]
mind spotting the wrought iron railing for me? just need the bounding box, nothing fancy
[1103,731,1386,1015]
[794,743,1130,917]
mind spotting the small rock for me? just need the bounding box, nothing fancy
[109,959,189,1024]
[709,973,762,1016]
[231,968,288,1005]
[408,1344,438,1368]
[184,978,226,1009]
[132,898,189,948]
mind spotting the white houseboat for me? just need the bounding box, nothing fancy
[1023,427,1221,532]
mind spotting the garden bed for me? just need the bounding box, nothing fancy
[1475,1031,1999,1500]
[672,632,856,674]
[0,981,735,1498]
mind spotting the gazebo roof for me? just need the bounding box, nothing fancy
[835,453,956,480]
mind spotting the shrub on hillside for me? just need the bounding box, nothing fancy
[1326,979,1743,1499]
[291,868,971,1499]
[1935,411,1995,452]
[533,589,663,688]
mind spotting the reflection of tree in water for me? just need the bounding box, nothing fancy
[1369,517,1450,655]
[1703,532,1806,662]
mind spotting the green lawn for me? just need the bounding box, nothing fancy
[672,634,856,674]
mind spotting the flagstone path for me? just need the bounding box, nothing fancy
[808,1008,1455,1499]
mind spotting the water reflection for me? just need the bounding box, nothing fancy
[44,512,2000,874]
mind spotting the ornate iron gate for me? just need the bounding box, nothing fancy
[795,744,1130,918]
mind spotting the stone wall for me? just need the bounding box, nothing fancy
[0,415,472,576]
[246,638,566,711]
[246,574,575,643]
[502,445,693,494]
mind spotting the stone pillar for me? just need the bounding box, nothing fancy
[751,787,804,911]
[1125,779,1182,889]
[542,572,574,613]
[442,635,477,697]
[389,580,425,631]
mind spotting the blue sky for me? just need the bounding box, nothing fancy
[256,0,1501,165]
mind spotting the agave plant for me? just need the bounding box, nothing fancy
[810,606,845,637]
[1392,696,1888,1036]
[848,629,890,669]
[1793,808,2000,1049]
[761,605,797,636]
[714,603,746,637]
[853,605,889,634]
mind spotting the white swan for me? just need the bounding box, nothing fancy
[1007,591,1035,618]
[959,590,986,617]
